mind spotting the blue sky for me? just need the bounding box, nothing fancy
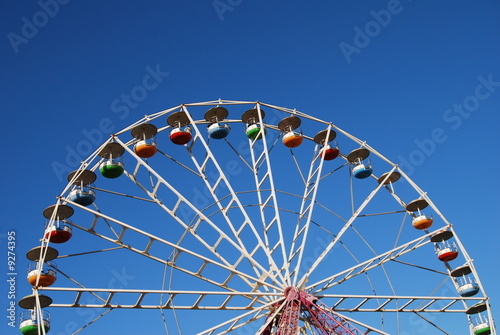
[1,1,499,334]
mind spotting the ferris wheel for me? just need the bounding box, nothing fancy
[20,99,496,335]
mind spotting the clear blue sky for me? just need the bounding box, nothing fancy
[1,1,499,334]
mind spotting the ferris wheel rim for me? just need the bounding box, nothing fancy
[24,99,495,335]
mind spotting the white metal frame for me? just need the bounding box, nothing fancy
[27,100,495,335]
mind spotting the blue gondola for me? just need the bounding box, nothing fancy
[68,188,96,206]
[458,279,480,297]
[208,122,230,139]
[352,163,373,179]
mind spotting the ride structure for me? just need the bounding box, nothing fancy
[20,100,495,334]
